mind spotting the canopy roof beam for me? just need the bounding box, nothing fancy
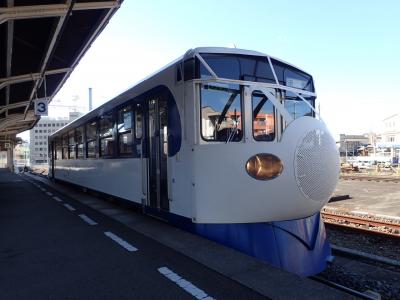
[0,68,71,90]
[0,100,31,115]
[5,0,14,117]
[0,1,121,24]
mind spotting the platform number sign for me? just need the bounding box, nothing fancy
[34,99,48,116]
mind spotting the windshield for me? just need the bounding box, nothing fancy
[200,83,243,142]
[193,53,315,92]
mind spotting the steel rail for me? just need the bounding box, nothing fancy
[322,211,400,237]
[330,244,400,267]
[310,276,380,300]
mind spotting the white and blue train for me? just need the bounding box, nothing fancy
[49,47,340,276]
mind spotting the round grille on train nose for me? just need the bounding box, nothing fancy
[294,129,339,203]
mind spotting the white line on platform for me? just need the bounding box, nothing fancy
[53,196,62,202]
[63,203,76,211]
[104,231,137,252]
[158,267,214,299]
[46,192,53,196]
[78,214,98,225]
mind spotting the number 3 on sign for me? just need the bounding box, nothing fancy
[34,99,48,116]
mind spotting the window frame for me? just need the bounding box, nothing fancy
[75,126,85,159]
[55,138,63,160]
[117,104,134,157]
[99,110,116,158]
[85,119,98,159]
[68,130,76,159]
[135,103,143,140]
[199,82,244,143]
[251,90,276,142]
[62,133,69,159]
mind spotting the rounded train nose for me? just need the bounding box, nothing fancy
[293,123,340,204]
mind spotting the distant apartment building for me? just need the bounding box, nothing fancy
[377,113,400,146]
[375,113,400,162]
[29,112,83,165]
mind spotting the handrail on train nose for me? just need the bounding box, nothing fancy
[258,87,294,124]
[256,87,322,125]
[296,93,322,121]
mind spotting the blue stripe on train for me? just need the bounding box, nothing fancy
[168,212,330,276]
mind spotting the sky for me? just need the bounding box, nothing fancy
[19,0,400,140]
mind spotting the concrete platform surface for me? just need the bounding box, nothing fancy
[1,169,356,299]
[328,179,400,218]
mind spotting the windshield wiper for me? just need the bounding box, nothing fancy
[215,91,239,128]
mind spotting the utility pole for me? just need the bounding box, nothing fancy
[89,88,93,111]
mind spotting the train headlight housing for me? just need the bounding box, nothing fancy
[245,153,283,180]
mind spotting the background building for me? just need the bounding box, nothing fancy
[339,134,369,157]
[377,114,400,145]
[376,113,400,163]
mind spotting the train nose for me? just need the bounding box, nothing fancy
[282,117,340,206]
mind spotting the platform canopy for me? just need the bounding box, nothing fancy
[0,0,122,143]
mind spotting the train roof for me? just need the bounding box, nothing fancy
[50,47,312,138]
[187,47,311,75]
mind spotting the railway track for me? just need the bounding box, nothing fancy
[317,242,400,300]
[321,211,400,238]
[340,175,400,183]
[310,276,381,300]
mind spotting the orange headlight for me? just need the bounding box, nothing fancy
[245,153,283,180]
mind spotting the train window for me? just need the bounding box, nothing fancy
[68,130,75,159]
[86,141,96,158]
[176,64,182,81]
[200,83,243,142]
[117,106,133,155]
[55,138,62,160]
[135,104,143,139]
[76,126,84,159]
[86,120,97,158]
[252,91,275,142]
[271,59,314,92]
[62,134,68,159]
[183,57,198,81]
[99,112,115,157]
[284,91,315,120]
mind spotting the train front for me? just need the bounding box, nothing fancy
[187,48,340,275]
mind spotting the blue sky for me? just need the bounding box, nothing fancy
[41,0,400,139]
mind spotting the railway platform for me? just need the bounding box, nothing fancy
[0,168,355,299]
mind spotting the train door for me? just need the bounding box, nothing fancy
[50,141,55,179]
[147,96,169,211]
